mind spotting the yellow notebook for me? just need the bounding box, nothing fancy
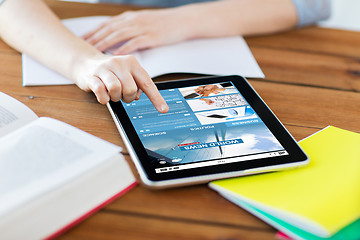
[210,126,360,238]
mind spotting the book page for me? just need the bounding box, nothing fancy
[0,117,122,216]
[0,92,38,137]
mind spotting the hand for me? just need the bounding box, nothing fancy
[73,53,169,113]
[83,9,192,55]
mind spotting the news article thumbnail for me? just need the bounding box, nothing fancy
[186,94,247,112]
[195,106,257,125]
[179,83,238,99]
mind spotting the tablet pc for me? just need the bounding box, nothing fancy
[108,75,308,188]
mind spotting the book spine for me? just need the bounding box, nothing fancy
[44,182,137,240]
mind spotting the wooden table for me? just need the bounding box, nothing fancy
[1,1,359,239]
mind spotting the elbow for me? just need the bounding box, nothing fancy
[292,0,332,27]
[319,0,332,22]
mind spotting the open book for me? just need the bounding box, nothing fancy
[210,126,360,240]
[0,92,137,239]
[22,16,264,86]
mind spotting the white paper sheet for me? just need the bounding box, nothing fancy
[22,16,264,86]
[0,92,38,137]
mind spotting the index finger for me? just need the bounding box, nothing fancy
[132,69,169,113]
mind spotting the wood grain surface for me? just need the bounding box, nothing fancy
[1,1,359,239]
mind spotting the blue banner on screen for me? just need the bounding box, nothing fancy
[179,139,244,151]
[122,82,288,173]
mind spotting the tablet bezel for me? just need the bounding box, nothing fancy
[108,75,308,188]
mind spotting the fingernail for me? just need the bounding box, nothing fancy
[160,104,168,113]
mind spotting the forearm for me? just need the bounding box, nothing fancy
[0,0,169,111]
[0,0,101,81]
[174,0,298,39]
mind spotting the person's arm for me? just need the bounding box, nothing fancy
[83,0,298,55]
[0,0,168,112]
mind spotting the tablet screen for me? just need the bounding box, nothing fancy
[122,81,288,174]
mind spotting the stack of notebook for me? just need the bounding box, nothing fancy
[210,126,360,240]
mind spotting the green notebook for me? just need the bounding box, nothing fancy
[209,126,360,239]
[221,192,360,240]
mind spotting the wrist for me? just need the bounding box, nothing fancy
[70,47,104,87]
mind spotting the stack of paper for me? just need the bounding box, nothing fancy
[210,126,360,240]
